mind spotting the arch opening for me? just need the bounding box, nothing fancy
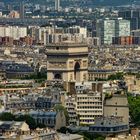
[54,73,62,79]
[74,62,80,82]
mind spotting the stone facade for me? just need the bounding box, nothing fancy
[104,94,129,124]
[46,43,88,82]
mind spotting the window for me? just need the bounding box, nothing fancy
[83,73,87,80]
[56,47,59,50]
[48,119,51,124]
[70,74,73,80]
[134,80,136,85]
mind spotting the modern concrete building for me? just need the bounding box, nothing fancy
[118,10,140,30]
[46,43,88,82]
[75,82,103,125]
[65,97,77,125]
[131,29,140,37]
[64,26,87,39]
[29,26,88,45]
[0,26,27,40]
[96,19,115,45]
[29,26,54,44]
[115,18,130,37]
[96,19,130,45]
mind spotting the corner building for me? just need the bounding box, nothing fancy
[46,43,88,82]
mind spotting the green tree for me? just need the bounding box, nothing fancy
[15,115,37,129]
[127,93,140,126]
[0,112,15,121]
[78,132,105,140]
[105,93,113,99]
[22,72,47,81]
[108,72,124,80]
[96,137,105,140]
[54,104,69,125]
[0,113,42,130]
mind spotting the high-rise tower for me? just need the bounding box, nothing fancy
[20,2,25,19]
[96,18,130,45]
[55,0,60,11]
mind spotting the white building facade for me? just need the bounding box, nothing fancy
[0,26,27,39]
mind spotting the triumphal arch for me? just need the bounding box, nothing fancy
[46,43,88,82]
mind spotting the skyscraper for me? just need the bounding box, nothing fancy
[96,19,115,45]
[55,0,60,11]
[96,18,130,45]
[20,2,25,19]
[115,18,130,37]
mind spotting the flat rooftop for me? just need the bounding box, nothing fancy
[46,43,88,47]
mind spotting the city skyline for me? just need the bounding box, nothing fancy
[0,0,140,140]
[1,0,138,6]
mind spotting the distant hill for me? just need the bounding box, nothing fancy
[93,0,132,6]
[1,0,140,6]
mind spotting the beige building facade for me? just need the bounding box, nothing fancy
[76,91,103,125]
[75,82,104,125]
[47,43,88,82]
[124,75,140,92]
[104,94,129,124]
